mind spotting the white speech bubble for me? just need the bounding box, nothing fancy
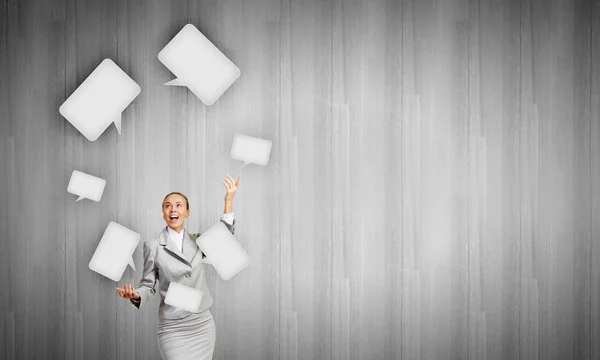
[88,221,140,282]
[67,170,106,202]
[196,221,250,281]
[230,133,272,168]
[59,59,141,141]
[158,24,240,106]
[164,282,204,313]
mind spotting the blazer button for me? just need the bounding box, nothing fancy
[185,273,191,278]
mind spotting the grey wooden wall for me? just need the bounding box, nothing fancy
[1,0,599,359]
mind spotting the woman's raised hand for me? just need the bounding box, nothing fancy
[223,175,241,201]
[114,283,140,300]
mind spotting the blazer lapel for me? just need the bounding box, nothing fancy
[182,230,199,263]
[159,227,190,265]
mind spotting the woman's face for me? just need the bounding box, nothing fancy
[162,194,190,229]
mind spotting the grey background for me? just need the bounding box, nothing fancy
[1,0,599,359]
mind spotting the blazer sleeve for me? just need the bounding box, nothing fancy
[220,217,235,235]
[130,240,158,310]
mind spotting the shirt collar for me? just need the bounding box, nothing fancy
[167,226,185,242]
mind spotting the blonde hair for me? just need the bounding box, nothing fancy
[162,192,189,210]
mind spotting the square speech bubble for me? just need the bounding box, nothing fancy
[59,59,141,141]
[230,133,272,168]
[67,170,106,202]
[89,221,140,282]
[196,221,250,281]
[164,282,204,313]
[158,24,240,106]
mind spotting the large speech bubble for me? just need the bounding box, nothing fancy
[230,133,272,168]
[59,59,141,141]
[164,282,204,313]
[158,24,240,106]
[196,221,250,281]
[88,221,140,282]
[67,170,106,202]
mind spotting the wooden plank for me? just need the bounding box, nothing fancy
[281,311,299,360]
[3,1,26,358]
[522,0,592,358]
[519,91,540,360]
[400,0,419,356]
[382,1,403,358]
[469,0,523,358]
[591,2,600,359]
[571,0,593,359]
[64,1,119,359]
[279,0,297,358]
[400,93,421,359]
[0,2,10,359]
[2,0,69,358]
[410,0,470,358]
[360,0,404,358]
[332,0,407,357]
[401,269,421,360]
[467,3,487,359]
[521,279,539,360]
[277,0,334,358]
[65,310,84,359]
[331,0,368,358]
[1,312,16,359]
[521,0,552,357]
[332,279,350,360]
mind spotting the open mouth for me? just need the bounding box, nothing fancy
[169,215,179,222]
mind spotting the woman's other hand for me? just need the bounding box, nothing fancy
[115,283,140,300]
[223,175,241,201]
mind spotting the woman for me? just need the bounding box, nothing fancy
[115,175,241,360]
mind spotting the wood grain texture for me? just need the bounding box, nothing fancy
[0,0,598,359]
[591,2,600,360]
[64,0,120,358]
[470,1,522,360]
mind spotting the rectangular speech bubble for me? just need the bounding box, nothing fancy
[196,221,250,281]
[164,282,204,313]
[230,133,272,168]
[67,170,106,202]
[59,59,141,141]
[88,221,140,282]
[158,24,240,106]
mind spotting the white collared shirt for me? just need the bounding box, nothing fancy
[167,212,235,253]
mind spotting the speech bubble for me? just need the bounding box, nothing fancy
[164,282,204,313]
[67,170,106,202]
[158,24,241,106]
[59,59,141,141]
[88,221,140,282]
[196,221,250,281]
[230,133,272,168]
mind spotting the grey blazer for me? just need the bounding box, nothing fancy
[129,218,235,319]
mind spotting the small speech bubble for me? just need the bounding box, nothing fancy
[59,59,141,141]
[67,170,106,202]
[88,221,140,282]
[230,133,272,168]
[164,282,204,313]
[196,221,250,281]
[158,24,240,106]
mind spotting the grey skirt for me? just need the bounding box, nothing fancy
[157,309,216,360]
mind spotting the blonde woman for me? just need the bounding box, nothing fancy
[115,175,241,360]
